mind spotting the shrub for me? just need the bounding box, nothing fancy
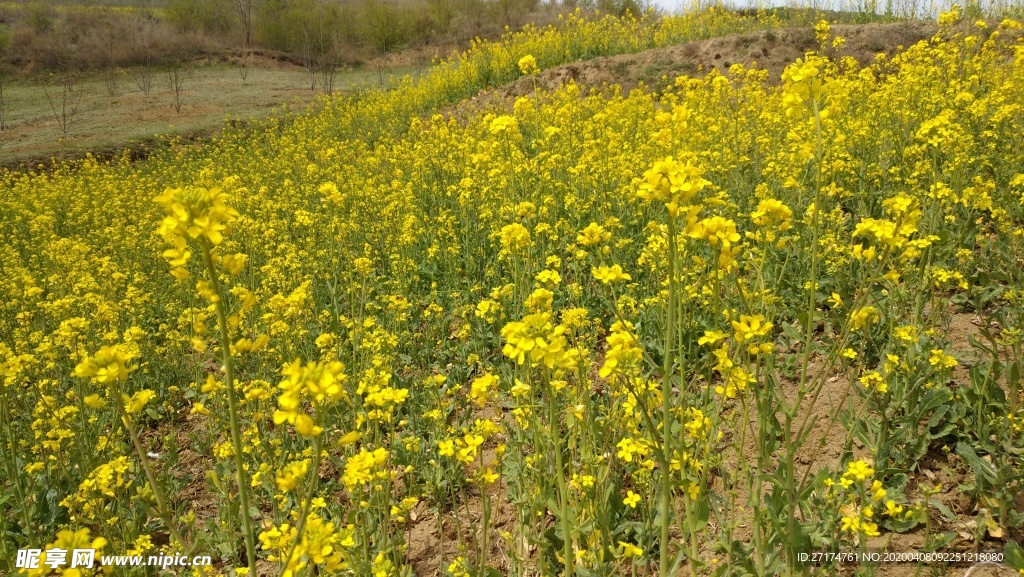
[165,0,235,34]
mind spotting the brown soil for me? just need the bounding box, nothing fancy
[697,307,1014,570]
[405,405,524,576]
[162,415,221,525]
[441,20,938,122]
[405,484,521,577]
[500,21,937,97]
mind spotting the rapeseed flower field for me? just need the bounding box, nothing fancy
[1,4,1023,576]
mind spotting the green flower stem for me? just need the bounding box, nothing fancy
[737,393,764,577]
[661,215,678,577]
[479,447,490,577]
[283,432,323,573]
[1,393,33,540]
[784,97,825,575]
[111,381,187,550]
[548,378,573,577]
[199,240,257,573]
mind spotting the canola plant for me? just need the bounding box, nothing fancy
[1,5,1023,577]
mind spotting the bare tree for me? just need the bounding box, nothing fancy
[168,58,192,113]
[0,68,9,131]
[374,56,388,87]
[132,57,155,94]
[362,0,407,60]
[92,12,125,99]
[300,29,318,91]
[427,0,455,36]
[361,0,405,86]
[44,70,83,138]
[0,27,10,130]
[44,23,82,139]
[237,54,250,84]
[314,26,345,96]
[317,42,342,96]
[456,0,487,38]
[230,0,258,48]
[128,11,157,94]
[103,68,121,98]
[293,4,348,95]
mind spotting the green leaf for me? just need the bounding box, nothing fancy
[888,515,921,533]
[927,405,949,430]
[928,498,956,521]
[546,498,561,518]
[887,473,909,491]
[955,443,998,485]
[798,469,829,500]
[1004,541,1024,570]
[146,408,161,421]
[575,518,595,534]
[692,498,710,531]
[669,549,688,575]
[920,531,957,553]
[919,388,951,414]
[782,322,803,343]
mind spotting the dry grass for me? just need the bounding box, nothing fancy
[0,59,423,169]
[1,4,220,71]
